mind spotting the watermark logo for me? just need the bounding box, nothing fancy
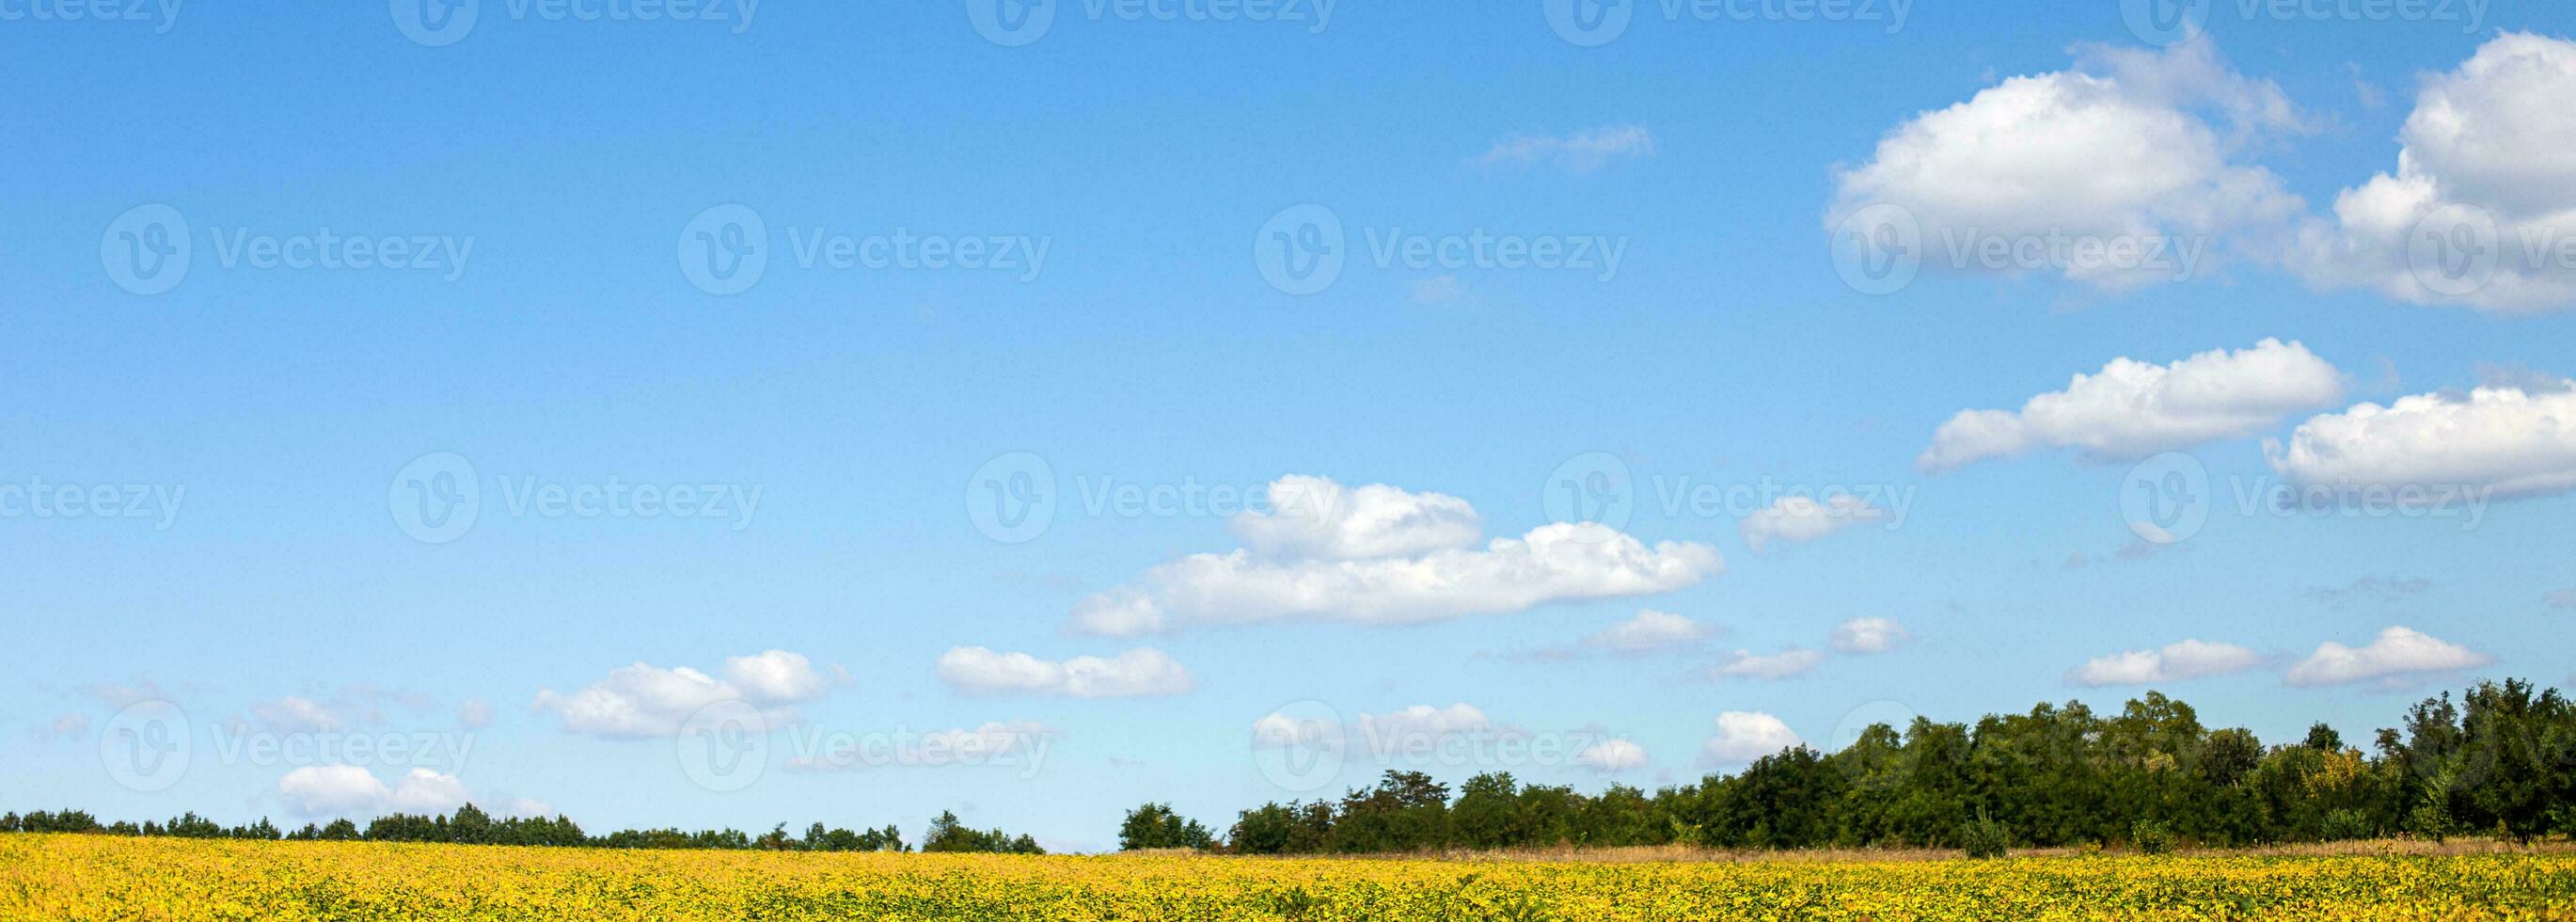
[967,452,1057,544]
[388,452,761,542]
[2120,452,2210,545]
[679,204,769,295]
[101,204,475,294]
[389,0,479,46]
[1550,0,1909,47]
[967,0,1055,45]
[971,0,1333,46]
[677,700,770,792]
[1830,202,1920,295]
[2409,202,2499,299]
[101,204,192,295]
[1254,204,1346,295]
[1,0,182,32]
[1256,203,1629,294]
[389,453,482,545]
[100,700,191,792]
[2126,0,2488,44]
[1252,700,1344,794]
[1544,0,1632,46]
[678,204,1051,294]
[1543,452,1636,541]
[2121,0,2209,46]
[393,0,758,46]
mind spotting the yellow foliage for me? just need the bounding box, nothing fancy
[5,833,2576,921]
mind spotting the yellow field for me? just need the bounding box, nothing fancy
[7,834,2576,921]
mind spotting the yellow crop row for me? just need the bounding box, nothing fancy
[6,833,2576,921]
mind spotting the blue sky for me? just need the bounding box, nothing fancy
[6,2,2574,851]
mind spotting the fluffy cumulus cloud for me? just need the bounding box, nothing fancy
[2266,381,2576,501]
[2068,639,2262,686]
[1920,339,2344,470]
[276,766,472,818]
[2289,33,2576,312]
[534,649,830,739]
[1230,475,1483,562]
[2285,627,2493,687]
[1829,617,1911,655]
[1710,647,1825,681]
[1700,711,1800,766]
[936,647,1193,699]
[1070,476,1722,636]
[1582,609,1718,654]
[1832,40,2305,290]
[1574,739,1650,772]
[1738,495,1887,552]
[1475,124,1656,173]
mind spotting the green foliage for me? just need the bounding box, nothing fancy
[1216,677,2576,856]
[2131,819,2174,855]
[1960,808,2009,859]
[1117,803,1215,851]
[921,810,1043,854]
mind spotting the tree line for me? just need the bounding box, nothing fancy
[4,803,1041,855]
[1124,678,2576,854]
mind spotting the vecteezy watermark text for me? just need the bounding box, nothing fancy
[968,0,1336,47]
[1253,203,1628,295]
[0,0,182,31]
[100,204,476,295]
[676,204,1051,295]
[0,478,184,530]
[388,452,763,544]
[391,0,761,47]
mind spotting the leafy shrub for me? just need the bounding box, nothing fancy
[1960,809,2008,860]
[2131,819,2174,856]
[2319,809,2374,842]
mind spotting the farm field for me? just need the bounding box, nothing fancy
[7,834,2576,921]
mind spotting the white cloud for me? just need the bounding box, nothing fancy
[2286,626,2493,687]
[1352,704,1492,751]
[2267,381,2576,501]
[534,651,828,739]
[457,698,495,730]
[1739,495,1887,551]
[722,650,830,704]
[1920,339,2344,470]
[1583,609,1717,654]
[1475,124,1656,173]
[1072,478,1722,636]
[2068,639,2261,686]
[1832,40,2305,290]
[252,697,343,734]
[1230,475,1482,562]
[936,647,1193,699]
[1829,617,1911,655]
[1573,739,1649,771]
[276,766,472,818]
[2289,33,2576,312]
[1700,711,1800,766]
[1710,647,1825,681]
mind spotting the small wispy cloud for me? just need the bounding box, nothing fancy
[1473,124,1655,173]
